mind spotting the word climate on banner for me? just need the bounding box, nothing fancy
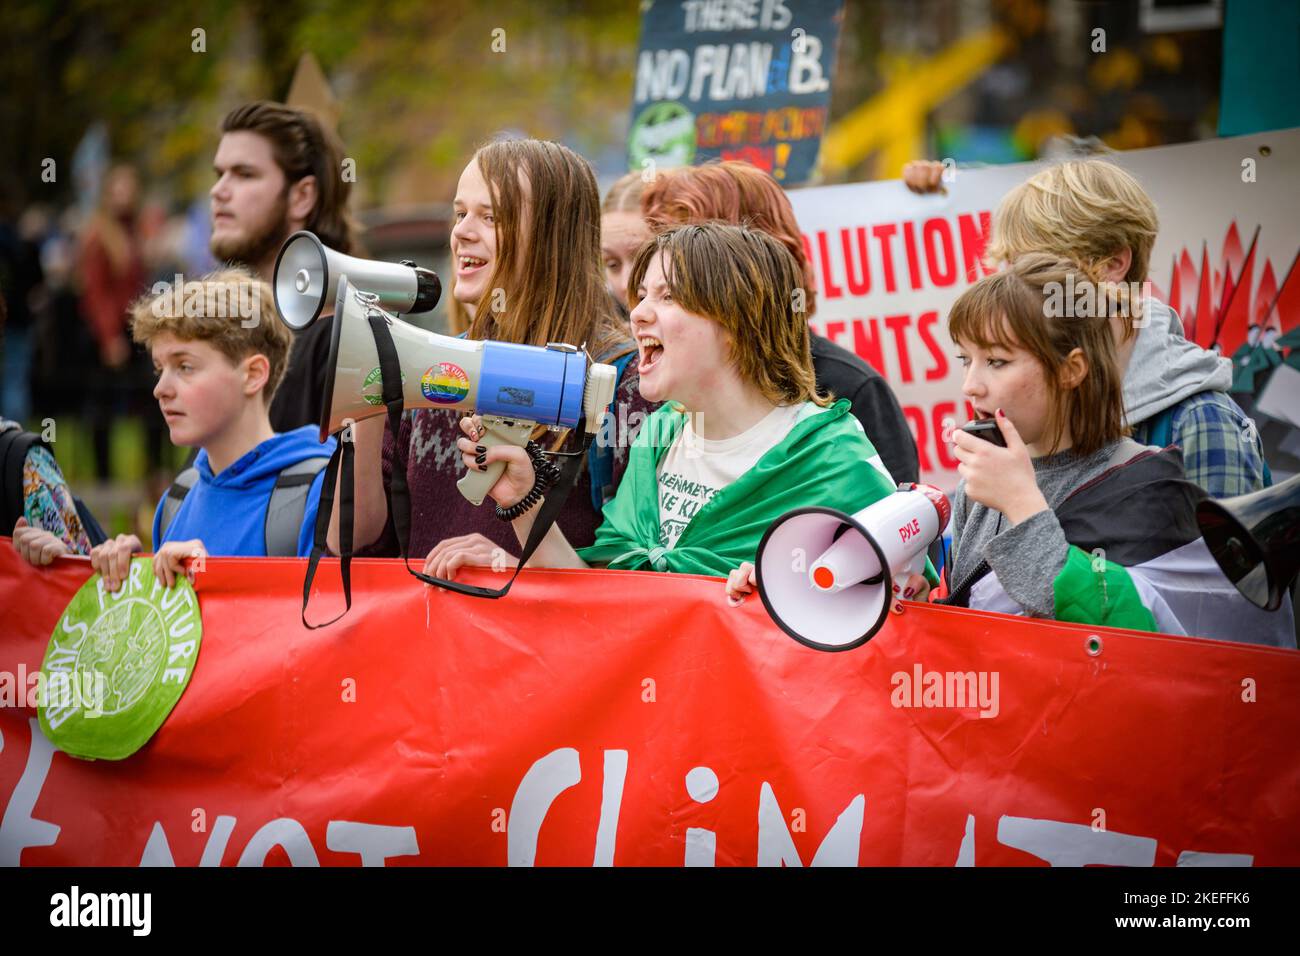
[629,0,844,186]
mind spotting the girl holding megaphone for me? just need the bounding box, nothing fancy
[451,222,917,585]
[332,140,649,571]
[890,254,1293,645]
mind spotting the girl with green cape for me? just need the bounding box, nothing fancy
[440,223,917,591]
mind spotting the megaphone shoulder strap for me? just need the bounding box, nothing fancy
[300,311,593,626]
[299,311,394,628]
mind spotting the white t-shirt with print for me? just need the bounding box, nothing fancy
[655,402,824,550]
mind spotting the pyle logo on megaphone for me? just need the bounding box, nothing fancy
[756,484,950,652]
[899,518,923,545]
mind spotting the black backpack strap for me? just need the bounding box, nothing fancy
[74,497,108,547]
[264,456,331,557]
[159,467,200,543]
[1,427,44,526]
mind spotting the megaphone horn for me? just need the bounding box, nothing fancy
[1197,473,1300,611]
[273,231,442,330]
[756,484,950,652]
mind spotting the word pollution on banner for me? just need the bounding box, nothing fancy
[2,550,1298,867]
[628,0,843,186]
[789,128,1300,491]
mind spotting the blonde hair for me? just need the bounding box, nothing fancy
[602,171,646,214]
[129,267,290,404]
[84,165,139,276]
[985,159,1159,283]
[628,223,826,408]
[948,253,1129,457]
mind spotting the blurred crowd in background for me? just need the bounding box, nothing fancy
[0,0,1234,541]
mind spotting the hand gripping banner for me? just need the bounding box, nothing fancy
[1,544,1297,866]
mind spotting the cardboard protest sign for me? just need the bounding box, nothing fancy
[629,0,843,185]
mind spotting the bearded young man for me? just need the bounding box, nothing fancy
[210,102,359,432]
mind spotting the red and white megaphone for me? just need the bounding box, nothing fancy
[755,483,951,652]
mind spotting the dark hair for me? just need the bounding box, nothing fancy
[628,223,825,407]
[221,101,358,254]
[948,252,1128,456]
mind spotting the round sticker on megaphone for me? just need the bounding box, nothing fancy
[38,557,202,761]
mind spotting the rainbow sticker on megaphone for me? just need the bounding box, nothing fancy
[421,362,470,404]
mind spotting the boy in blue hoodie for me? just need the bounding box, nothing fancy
[86,268,335,591]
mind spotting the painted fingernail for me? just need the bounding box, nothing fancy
[995,407,1004,417]
[892,584,900,593]
[904,587,915,598]
[479,463,488,471]
[475,445,486,454]
[475,453,487,465]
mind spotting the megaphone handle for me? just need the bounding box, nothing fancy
[892,551,927,597]
[456,417,538,507]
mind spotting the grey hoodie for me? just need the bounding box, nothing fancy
[1122,299,1234,427]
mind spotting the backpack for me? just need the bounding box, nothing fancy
[157,456,330,556]
[1,425,106,548]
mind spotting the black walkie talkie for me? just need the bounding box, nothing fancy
[961,419,1007,447]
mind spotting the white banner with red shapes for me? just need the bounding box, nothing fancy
[790,128,1300,491]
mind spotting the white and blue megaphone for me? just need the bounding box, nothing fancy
[755,484,950,651]
[272,233,617,507]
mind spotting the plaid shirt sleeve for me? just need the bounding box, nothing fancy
[1168,392,1268,498]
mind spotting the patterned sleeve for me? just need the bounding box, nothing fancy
[23,446,92,555]
[1171,394,1267,498]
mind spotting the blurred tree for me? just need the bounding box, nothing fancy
[1,0,640,213]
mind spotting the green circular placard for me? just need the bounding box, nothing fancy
[38,557,203,760]
[628,101,697,171]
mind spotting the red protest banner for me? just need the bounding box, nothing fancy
[2,543,1297,866]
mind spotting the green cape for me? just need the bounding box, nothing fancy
[577,399,915,578]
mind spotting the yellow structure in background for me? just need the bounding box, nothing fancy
[821,26,1011,180]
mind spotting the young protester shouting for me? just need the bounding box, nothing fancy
[639,159,920,486]
[13,269,336,587]
[449,222,916,583]
[907,157,1267,498]
[337,140,650,577]
[896,253,1293,646]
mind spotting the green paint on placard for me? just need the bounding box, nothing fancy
[629,101,697,170]
[38,558,202,761]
